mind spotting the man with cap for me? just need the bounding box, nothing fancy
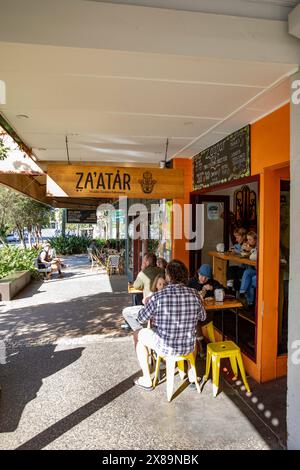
[188,264,220,299]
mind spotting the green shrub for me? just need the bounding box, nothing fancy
[0,246,39,279]
[49,236,126,255]
[49,235,91,255]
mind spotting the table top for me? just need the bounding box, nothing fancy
[128,284,143,294]
[128,284,242,310]
[208,251,256,267]
[203,298,243,310]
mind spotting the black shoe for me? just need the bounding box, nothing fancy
[237,292,248,308]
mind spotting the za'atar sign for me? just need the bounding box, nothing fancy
[46,164,184,199]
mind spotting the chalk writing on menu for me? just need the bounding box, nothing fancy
[67,209,97,224]
[193,125,250,190]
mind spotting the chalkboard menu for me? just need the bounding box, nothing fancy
[67,209,97,224]
[193,125,250,190]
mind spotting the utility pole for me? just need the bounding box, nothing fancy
[62,208,66,238]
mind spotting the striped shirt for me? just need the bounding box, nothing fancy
[137,283,206,356]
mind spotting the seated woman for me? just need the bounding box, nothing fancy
[188,264,220,299]
[237,231,257,308]
[121,273,167,337]
[227,227,247,291]
[157,257,167,272]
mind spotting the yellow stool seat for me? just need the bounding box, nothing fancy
[153,350,200,402]
[204,340,251,397]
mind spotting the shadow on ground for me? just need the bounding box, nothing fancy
[0,344,84,432]
[0,290,132,346]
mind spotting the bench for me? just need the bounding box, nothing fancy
[34,258,52,278]
[0,271,32,301]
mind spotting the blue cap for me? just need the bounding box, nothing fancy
[198,264,212,278]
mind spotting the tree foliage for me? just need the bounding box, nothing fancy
[0,136,9,160]
[0,185,53,247]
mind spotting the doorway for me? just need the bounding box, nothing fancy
[189,194,230,277]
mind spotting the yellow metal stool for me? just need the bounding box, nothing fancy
[204,341,251,397]
[153,350,200,402]
[206,321,216,343]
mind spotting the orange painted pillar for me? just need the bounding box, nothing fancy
[172,158,192,269]
[256,165,289,382]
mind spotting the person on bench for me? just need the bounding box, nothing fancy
[38,243,63,278]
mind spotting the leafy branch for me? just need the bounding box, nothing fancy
[0,135,9,160]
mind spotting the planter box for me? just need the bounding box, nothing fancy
[0,271,32,301]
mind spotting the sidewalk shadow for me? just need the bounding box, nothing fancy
[0,290,132,346]
[0,344,84,433]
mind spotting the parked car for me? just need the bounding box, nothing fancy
[6,232,19,243]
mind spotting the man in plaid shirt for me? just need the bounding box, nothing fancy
[134,259,206,390]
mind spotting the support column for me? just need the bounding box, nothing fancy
[172,158,192,270]
[288,71,300,450]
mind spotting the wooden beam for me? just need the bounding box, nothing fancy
[0,173,49,204]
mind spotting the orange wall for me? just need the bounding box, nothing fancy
[172,158,192,269]
[251,104,290,175]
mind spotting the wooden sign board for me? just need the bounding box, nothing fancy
[193,125,250,190]
[47,165,184,199]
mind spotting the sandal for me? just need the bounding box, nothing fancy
[133,378,153,391]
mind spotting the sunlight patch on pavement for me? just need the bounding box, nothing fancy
[0,340,7,364]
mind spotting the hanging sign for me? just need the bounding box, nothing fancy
[47,165,184,199]
[66,209,97,224]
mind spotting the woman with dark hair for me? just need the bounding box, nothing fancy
[157,257,167,271]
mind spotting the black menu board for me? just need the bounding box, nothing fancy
[67,209,97,224]
[193,125,250,190]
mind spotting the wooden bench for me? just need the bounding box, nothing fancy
[34,258,52,278]
[0,271,32,301]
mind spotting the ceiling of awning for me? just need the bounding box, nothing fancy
[0,0,299,166]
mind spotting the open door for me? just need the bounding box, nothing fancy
[189,194,230,277]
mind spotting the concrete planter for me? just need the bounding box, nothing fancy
[0,271,32,301]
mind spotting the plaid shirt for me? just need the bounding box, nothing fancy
[137,284,207,356]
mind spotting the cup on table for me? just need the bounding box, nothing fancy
[216,243,225,253]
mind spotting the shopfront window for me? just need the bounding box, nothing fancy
[278,181,290,355]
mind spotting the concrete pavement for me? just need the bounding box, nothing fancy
[0,255,286,450]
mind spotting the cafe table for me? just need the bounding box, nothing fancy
[127,284,243,343]
[203,298,243,343]
[128,284,143,295]
[208,250,256,287]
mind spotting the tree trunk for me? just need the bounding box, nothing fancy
[28,228,33,249]
[16,227,26,248]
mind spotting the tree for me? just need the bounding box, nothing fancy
[0,186,13,244]
[0,135,9,160]
[0,185,52,247]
